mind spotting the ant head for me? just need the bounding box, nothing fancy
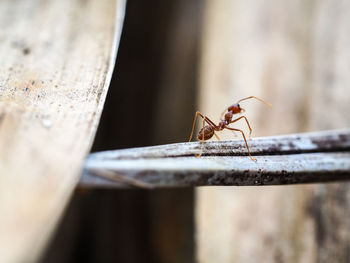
[228,103,243,114]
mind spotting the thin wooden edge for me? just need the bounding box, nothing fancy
[36,0,127,261]
[86,128,350,161]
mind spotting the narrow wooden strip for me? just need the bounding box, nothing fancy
[81,129,350,188]
[87,129,350,160]
[81,153,350,188]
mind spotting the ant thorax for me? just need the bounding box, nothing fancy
[218,120,227,130]
[224,111,233,122]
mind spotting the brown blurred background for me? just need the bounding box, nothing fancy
[41,0,350,262]
[41,0,200,262]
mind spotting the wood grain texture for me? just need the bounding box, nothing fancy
[81,129,350,188]
[0,0,125,262]
[197,1,350,262]
[85,129,350,159]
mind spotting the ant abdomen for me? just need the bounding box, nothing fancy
[198,125,214,140]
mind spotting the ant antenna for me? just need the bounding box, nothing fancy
[220,96,271,119]
[237,96,272,108]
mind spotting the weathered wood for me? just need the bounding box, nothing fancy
[41,2,198,261]
[0,0,125,262]
[80,129,350,188]
[197,1,350,262]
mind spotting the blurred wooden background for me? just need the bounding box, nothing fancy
[197,0,350,262]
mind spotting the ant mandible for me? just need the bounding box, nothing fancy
[188,96,272,161]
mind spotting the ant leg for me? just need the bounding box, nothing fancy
[225,127,257,162]
[203,115,219,129]
[188,111,218,156]
[228,116,253,138]
[214,132,221,141]
[189,111,202,142]
[196,117,206,157]
[188,111,218,142]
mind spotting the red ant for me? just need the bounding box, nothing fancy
[188,96,272,161]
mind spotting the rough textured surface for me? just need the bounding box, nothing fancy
[81,129,350,188]
[83,153,350,188]
[41,1,199,262]
[86,129,350,159]
[0,0,125,262]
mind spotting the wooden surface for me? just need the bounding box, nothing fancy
[0,0,125,262]
[81,129,350,188]
[197,1,350,262]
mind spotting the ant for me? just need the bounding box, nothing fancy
[188,96,272,161]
